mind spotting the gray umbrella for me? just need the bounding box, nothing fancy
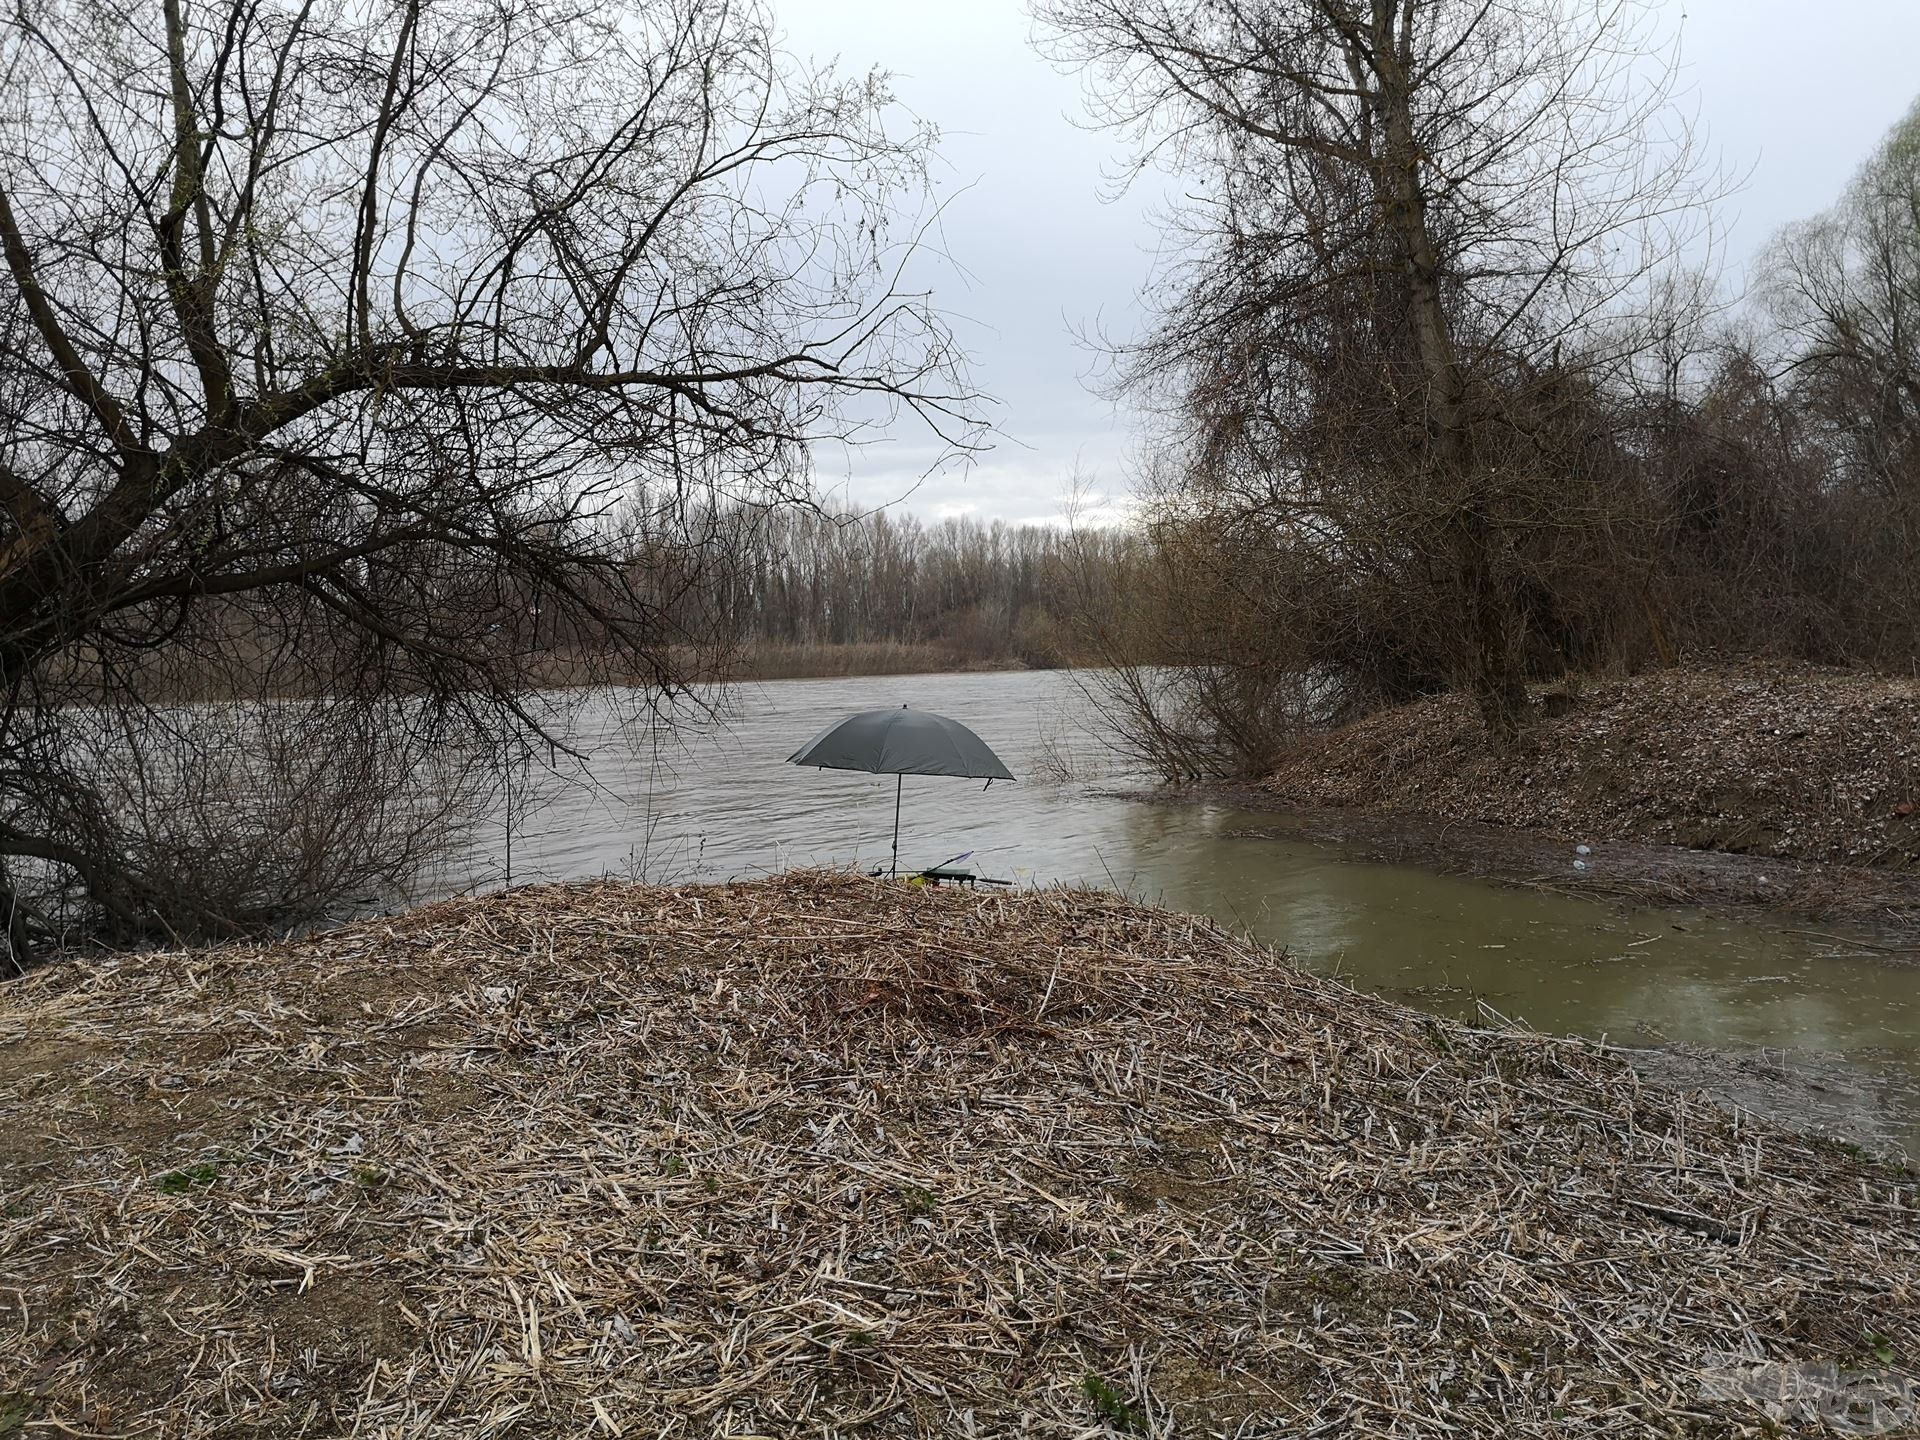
[788,706,1015,876]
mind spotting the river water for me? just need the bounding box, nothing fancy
[441,669,1920,1153]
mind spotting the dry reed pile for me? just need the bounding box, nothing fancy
[2,873,1916,1437]
[1265,663,1920,868]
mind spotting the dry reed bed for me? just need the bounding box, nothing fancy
[1,873,1916,1437]
[1265,663,1920,868]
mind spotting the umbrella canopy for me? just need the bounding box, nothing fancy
[787,707,1014,877]
[787,707,1015,781]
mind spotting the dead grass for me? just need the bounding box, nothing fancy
[2,872,1917,1436]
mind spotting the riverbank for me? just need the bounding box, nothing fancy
[1145,785,1920,943]
[4,875,1917,1436]
[1249,663,1920,936]
[1268,663,1919,865]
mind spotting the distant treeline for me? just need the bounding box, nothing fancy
[628,504,1136,673]
[80,504,1127,701]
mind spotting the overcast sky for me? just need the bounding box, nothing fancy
[778,0,1920,526]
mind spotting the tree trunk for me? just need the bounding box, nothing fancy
[1368,0,1528,743]
[1464,529,1529,742]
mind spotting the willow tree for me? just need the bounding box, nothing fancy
[0,0,974,964]
[1036,0,1709,744]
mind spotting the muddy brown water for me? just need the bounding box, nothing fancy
[440,669,1920,1155]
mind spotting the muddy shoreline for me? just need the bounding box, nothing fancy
[1124,781,1920,951]
[1118,783,1920,1156]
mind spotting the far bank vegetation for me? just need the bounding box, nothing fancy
[621,504,1130,680]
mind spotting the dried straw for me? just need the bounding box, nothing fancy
[2,872,1915,1436]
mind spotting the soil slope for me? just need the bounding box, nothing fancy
[1266,663,1920,868]
[3,874,1917,1437]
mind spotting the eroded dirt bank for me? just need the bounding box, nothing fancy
[3,874,1918,1437]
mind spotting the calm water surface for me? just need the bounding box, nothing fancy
[442,670,1920,1151]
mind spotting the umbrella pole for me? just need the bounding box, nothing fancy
[891,774,903,878]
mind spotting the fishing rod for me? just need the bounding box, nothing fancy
[868,849,972,881]
[912,849,1013,888]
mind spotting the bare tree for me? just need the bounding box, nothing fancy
[680,504,1102,665]
[1763,97,1920,503]
[0,0,977,966]
[1035,0,1712,741]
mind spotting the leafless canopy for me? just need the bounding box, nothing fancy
[1763,96,1920,503]
[1036,0,1714,747]
[0,0,977,961]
